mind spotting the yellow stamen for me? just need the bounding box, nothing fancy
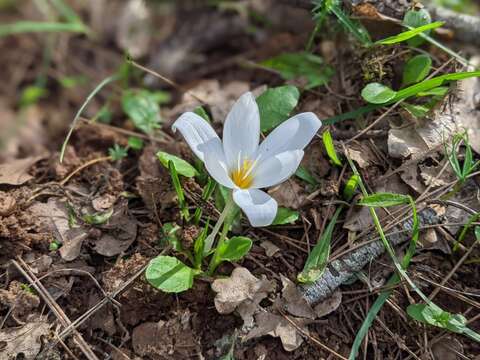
[231,158,254,189]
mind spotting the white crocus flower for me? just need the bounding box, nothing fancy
[172,92,321,227]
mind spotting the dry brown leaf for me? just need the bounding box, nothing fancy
[60,228,88,261]
[169,79,250,123]
[280,275,316,320]
[260,240,280,257]
[268,180,306,210]
[211,267,274,315]
[0,322,49,360]
[400,164,426,194]
[132,310,199,359]
[0,156,44,185]
[344,141,380,169]
[29,198,88,261]
[244,312,308,352]
[431,336,464,360]
[94,201,138,257]
[388,113,457,159]
[420,228,451,254]
[314,289,342,318]
[419,161,456,188]
[0,103,47,162]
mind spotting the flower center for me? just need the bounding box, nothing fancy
[231,158,254,189]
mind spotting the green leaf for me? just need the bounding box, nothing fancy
[403,8,432,47]
[416,86,449,97]
[122,90,161,134]
[402,54,432,87]
[108,144,128,161]
[157,151,198,178]
[127,136,144,150]
[20,85,47,107]
[83,208,114,225]
[193,106,211,122]
[161,222,182,251]
[146,255,196,293]
[342,174,359,201]
[0,21,88,37]
[393,71,480,102]
[49,241,60,251]
[95,105,113,124]
[256,85,300,132]
[323,103,381,125]
[194,220,209,268]
[376,21,443,45]
[295,166,318,185]
[216,236,253,263]
[58,75,87,89]
[149,90,171,104]
[322,129,342,166]
[361,83,397,104]
[401,103,430,118]
[298,207,342,283]
[328,2,372,46]
[168,160,190,220]
[407,303,467,333]
[272,208,300,225]
[261,52,334,90]
[359,192,410,207]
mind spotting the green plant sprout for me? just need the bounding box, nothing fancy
[446,132,480,184]
[146,91,321,293]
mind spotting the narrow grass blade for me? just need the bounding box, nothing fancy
[298,206,342,283]
[375,21,443,45]
[322,129,342,166]
[169,160,190,221]
[0,21,88,37]
[60,74,119,162]
[329,3,372,46]
[323,104,381,125]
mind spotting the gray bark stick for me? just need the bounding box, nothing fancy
[300,207,441,305]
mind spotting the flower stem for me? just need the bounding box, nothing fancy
[203,193,235,255]
[207,218,231,275]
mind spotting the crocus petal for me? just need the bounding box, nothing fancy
[251,150,304,188]
[223,92,260,168]
[256,112,321,159]
[172,112,220,161]
[203,142,235,189]
[233,189,277,227]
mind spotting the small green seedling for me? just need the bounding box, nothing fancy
[446,132,480,184]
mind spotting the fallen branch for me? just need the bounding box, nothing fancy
[300,207,442,305]
[427,5,480,46]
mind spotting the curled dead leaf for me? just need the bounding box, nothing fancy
[211,267,274,315]
[280,275,316,319]
[244,312,309,352]
[314,289,342,318]
[0,156,44,185]
[0,322,49,360]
